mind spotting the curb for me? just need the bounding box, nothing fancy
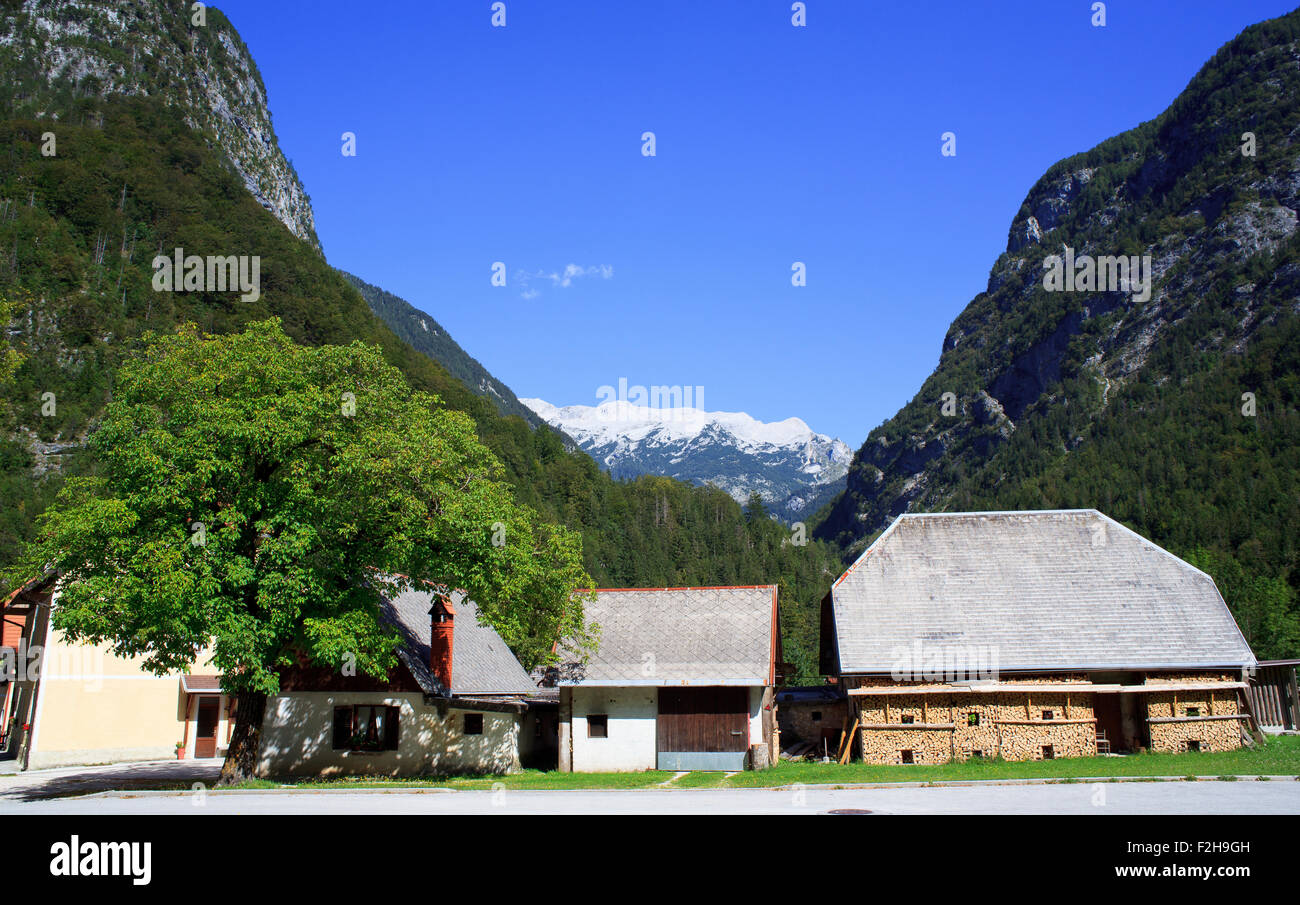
[40,773,1300,799]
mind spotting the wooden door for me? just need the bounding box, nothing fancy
[657,687,749,753]
[194,696,220,758]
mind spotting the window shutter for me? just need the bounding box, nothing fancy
[384,706,400,750]
[332,707,352,750]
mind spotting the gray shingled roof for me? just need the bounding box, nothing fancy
[560,586,777,686]
[832,510,1256,673]
[381,587,538,696]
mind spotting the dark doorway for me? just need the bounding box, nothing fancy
[194,696,220,758]
[1095,695,1125,752]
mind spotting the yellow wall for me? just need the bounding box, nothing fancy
[28,627,226,769]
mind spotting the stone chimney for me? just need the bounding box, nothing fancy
[429,596,455,692]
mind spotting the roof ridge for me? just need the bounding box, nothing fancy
[898,508,1100,519]
[593,584,777,592]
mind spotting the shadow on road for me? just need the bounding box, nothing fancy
[0,759,223,801]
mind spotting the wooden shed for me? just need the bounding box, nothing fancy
[1249,659,1299,731]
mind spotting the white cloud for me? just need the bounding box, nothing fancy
[516,263,613,297]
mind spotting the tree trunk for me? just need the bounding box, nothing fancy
[218,690,267,786]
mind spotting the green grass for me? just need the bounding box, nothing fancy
[723,734,1300,788]
[225,769,677,792]
[221,735,1300,792]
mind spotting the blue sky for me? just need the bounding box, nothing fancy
[216,0,1298,446]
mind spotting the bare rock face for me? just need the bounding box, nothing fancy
[0,0,320,251]
[1007,169,1094,252]
[815,11,1300,557]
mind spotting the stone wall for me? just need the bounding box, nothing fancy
[777,698,848,748]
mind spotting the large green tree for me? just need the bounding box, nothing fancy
[5,319,594,782]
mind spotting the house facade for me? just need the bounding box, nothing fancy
[2,574,234,770]
[256,586,545,777]
[556,586,780,772]
[824,510,1258,764]
[2,575,544,776]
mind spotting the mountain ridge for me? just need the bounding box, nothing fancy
[340,270,546,430]
[812,8,1300,657]
[0,0,319,249]
[525,397,852,522]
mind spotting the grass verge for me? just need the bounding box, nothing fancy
[221,735,1300,792]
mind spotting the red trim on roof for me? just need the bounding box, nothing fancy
[769,586,779,686]
[2,572,55,608]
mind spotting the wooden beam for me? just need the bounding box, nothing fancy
[838,718,860,764]
[856,723,954,730]
[847,682,1247,696]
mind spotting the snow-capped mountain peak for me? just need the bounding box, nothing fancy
[521,398,853,520]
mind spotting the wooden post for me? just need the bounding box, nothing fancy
[558,687,573,773]
[838,719,860,765]
[1288,667,1300,731]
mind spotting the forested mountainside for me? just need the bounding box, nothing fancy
[0,3,840,674]
[341,271,545,429]
[0,0,318,249]
[813,10,1300,658]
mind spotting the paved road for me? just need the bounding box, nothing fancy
[3,779,1298,815]
[0,759,222,803]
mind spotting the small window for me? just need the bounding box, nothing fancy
[587,714,608,738]
[900,714,915,724]
[900,749,915,764]
[811,711,822,722]
[967,712,980,726]
[1041,745,1055,760]
[971,749,983,759]
[1042,710,1054,721]
[1186,707,1200,717]
[463,713,484,736]
[1186,740,1202,753]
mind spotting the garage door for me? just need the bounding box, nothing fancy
[657,687,749,771]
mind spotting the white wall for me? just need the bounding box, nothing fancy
[569,686,658,772]
[256,692,520,777]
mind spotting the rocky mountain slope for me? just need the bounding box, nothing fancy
[342,271,545,429]
[525,398,852,522]
[0,0,318,249]
[0,0,842,675]
[813,10,1300,657]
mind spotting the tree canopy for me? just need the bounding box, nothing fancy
[6,318,596,697]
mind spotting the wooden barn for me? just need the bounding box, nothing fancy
[823,510,1260,763]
